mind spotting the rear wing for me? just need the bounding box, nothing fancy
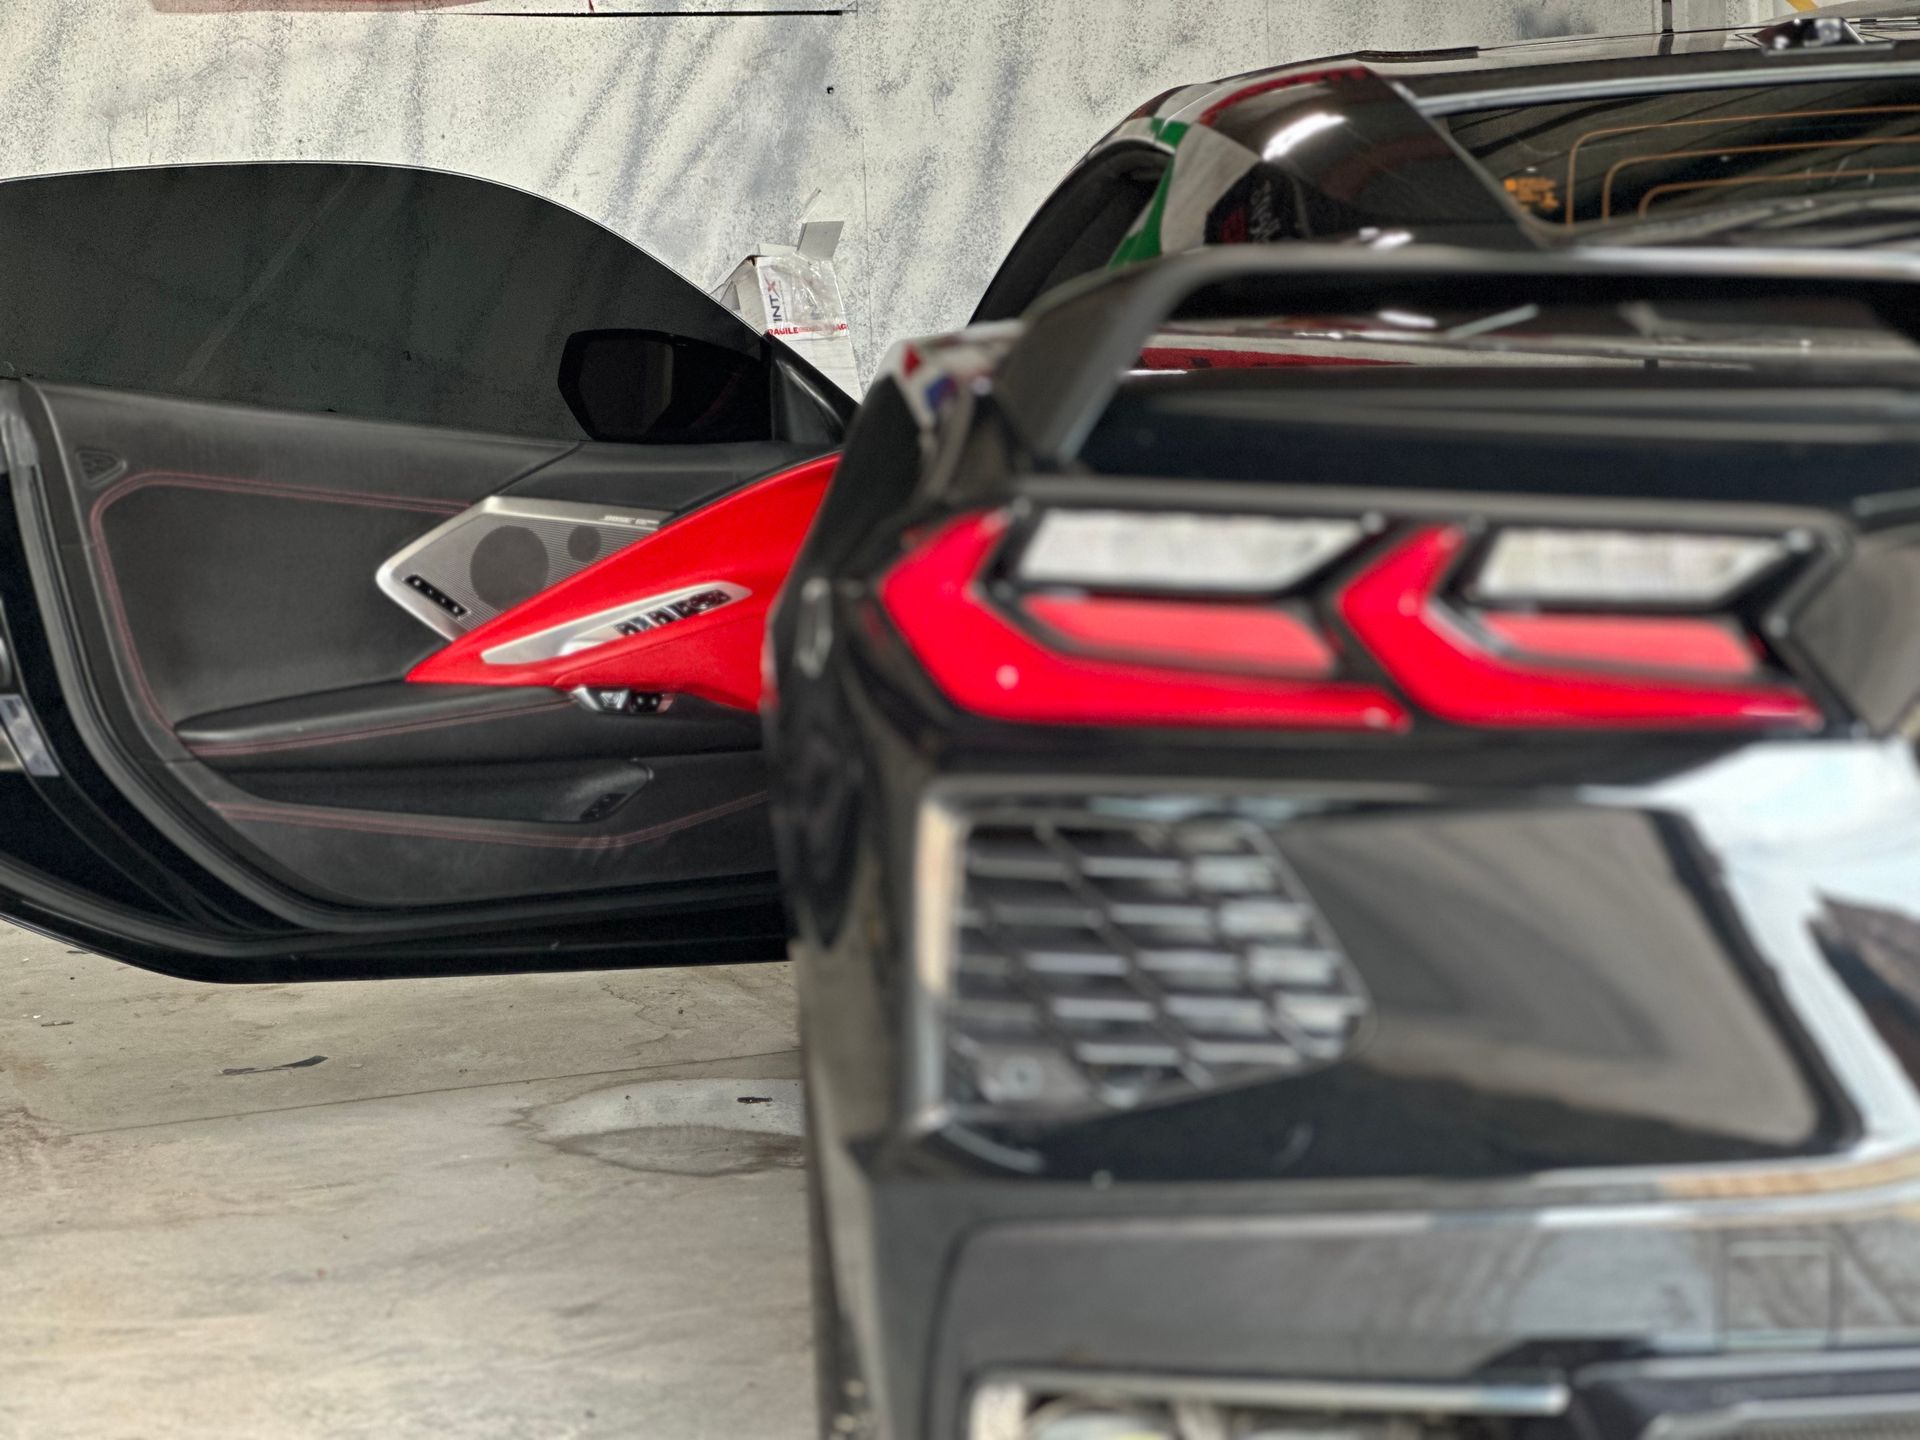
[993,245,1920,463]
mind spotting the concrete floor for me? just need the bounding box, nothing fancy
[0,921,813,1440]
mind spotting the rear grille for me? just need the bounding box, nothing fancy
[946,804,1369,1117]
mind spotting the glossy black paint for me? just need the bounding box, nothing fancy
[766,261,1920,1437]
[984,25,1920,337]
[1196,68,1521,242]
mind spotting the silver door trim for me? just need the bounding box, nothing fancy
[480,581,751,666]
[375,496,667,640]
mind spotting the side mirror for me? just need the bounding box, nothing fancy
[557,329,773,444]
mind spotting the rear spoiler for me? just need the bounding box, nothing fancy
[993,245,1920,463]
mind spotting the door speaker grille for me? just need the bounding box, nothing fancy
[376,497,666,639]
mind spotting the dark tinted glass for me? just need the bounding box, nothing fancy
[971,146,1168,322]
[0,162,762,441]
[558,330,772,444]
[1448,78,1920,229]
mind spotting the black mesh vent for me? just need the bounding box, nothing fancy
[948,806,1369,1116]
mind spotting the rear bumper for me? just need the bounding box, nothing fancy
[838,1158,1920,1439]
[961,1350,1920,1440]
[780,660,1920,1437]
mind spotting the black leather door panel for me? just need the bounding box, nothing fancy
[209,752,772,907]
[178,682,761,769]
[26,381,567,736]
[97,475,460,725]
[10,379,787,915]
[32,380,564,504]
[178,683,567,760]
[230,757,658,825]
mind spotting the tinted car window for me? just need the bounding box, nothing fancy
[1447,78,1920,228]
[0,162,762,441]
[972,146,1168,323]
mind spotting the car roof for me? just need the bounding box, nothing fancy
[1114,9,1920,146]
[1065,12,1920,261]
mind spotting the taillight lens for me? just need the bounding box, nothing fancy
[877,507,1827,734]
[1017,509,1360,592]
[1473,612,1760,678]
[1339,526,1822,730]
[1472,527,1786,606]
[878,511,1408,730]
[1022,595,1337,676]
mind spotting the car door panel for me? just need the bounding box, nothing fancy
[28,379,564,738]
[6,377,794,917]
[175,683,759,768]
[409,453,839,712]
[0,158,853,977]
[206,751,772,908]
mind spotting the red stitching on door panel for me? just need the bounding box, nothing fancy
[210,789,766,850]
[86,470,468,732]
[187,695,572,757]
[92,470,468,520]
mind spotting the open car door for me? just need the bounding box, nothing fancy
[0,162,852,981]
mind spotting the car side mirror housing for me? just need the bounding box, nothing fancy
[558,328,774,444]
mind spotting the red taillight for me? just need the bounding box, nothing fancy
[1338,526,1821,730]
[1474,612,1760,679]
[877,508,1824,735]
[878,512,1407,730]
[1021,594,1337,677]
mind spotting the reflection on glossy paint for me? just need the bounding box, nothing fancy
[1262,112,1344,161]
[1584,739,1920,1156]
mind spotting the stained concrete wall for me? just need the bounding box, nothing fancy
[0,0,1786,378]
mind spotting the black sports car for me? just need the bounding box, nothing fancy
[789,25,1920,1435]
[770,243,1920,1440]
[9,13,1920,1440]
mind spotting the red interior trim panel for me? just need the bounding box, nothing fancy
[408,454,840,711]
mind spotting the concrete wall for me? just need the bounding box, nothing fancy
[0,0,1787,378]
